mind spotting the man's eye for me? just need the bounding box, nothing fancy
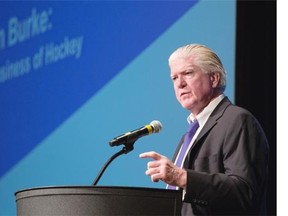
[184,71,194,77]
[171,76,177,81]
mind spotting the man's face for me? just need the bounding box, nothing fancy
[170,56,217,115]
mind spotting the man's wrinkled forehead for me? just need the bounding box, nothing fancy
[169,56,197,72]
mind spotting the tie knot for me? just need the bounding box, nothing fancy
[187,119,199,134]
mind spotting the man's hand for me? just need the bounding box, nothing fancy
[139,151,187,189]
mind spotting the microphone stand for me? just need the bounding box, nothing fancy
[92,141,135,186]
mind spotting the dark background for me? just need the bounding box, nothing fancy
[236,0,276,215]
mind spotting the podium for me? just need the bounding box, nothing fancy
[15,186,182,215]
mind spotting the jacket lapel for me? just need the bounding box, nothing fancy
[172,97,232,163]
[190,97,232,152]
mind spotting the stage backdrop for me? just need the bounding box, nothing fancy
[0,1,236,214]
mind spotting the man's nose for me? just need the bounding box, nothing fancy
[176,75,186,88]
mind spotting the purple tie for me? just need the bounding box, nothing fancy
[167,119,199,190]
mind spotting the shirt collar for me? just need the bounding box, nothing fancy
[187,94,225,126]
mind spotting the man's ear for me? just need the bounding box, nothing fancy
[210,72,220,88]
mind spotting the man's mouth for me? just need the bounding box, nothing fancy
[180,92,189,97]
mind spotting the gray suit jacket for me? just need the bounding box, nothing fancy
[173,97,269,215]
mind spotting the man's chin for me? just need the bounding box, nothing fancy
[181,103,193,110]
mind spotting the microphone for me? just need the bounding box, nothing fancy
[109,120,162,147]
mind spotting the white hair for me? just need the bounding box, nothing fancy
[169,44,226,92]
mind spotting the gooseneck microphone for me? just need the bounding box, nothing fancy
[109,120,162,146]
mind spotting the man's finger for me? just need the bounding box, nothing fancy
[139,151,162,160]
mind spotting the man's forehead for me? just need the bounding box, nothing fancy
[170,58,198,73]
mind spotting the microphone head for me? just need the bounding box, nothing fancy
[150,120,162,133]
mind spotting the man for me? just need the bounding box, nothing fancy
[140,44,269,215]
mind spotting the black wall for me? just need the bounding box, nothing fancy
[235,0,276,215]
